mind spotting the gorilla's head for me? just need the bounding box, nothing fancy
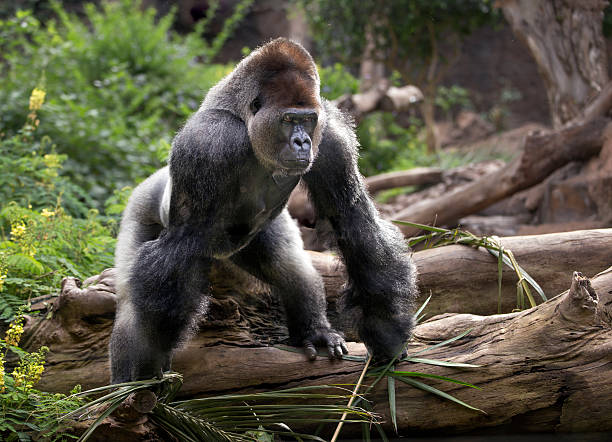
[240,39,325,175]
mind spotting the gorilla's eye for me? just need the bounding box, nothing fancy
[250,97,262,114]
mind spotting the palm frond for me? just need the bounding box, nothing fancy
[394,221,546,308]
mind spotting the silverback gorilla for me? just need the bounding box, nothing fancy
[109,38,418,383]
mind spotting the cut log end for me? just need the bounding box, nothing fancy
[111,390,158,424]
[558,271,601,324]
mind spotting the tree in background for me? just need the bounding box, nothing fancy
[500,0,608,128]
[300,0,500,152]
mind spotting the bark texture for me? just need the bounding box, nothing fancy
[501,0,609,127]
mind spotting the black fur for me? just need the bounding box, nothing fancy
[109,39,417,383]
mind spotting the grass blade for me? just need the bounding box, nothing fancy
[387,365,397,433]
[387,371,481,389]
[404,328,472,359]
[414,294,431,322]
[405,357,480,368]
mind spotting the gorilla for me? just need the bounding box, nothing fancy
[109,38,418,383]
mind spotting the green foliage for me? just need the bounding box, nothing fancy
[0,202,116,319]
[0,90,115,320]
[357,113,433,176]
[0,89,92,219]
[1,307,85,441]
[318,63,360,100]
[66,374,374,442]
[0,1,243,206]
[435,85,473,121]
[301,0,500,79]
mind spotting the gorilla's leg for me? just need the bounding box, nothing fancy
[110,227,210,383]
[231,210,346,358]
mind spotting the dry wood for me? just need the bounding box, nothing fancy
[333,83,423,123]
[393,117,611,236]
[580,80,612,124]
[111,390,157,424]
[23,263,612,436]
[365,167,443,193]
[316,228,612,320]
[287,166,442,224]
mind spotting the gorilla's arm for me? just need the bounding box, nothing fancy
[110,109,250,382]
[303,103,418,360]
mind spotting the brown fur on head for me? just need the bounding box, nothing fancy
[235,39,325,174]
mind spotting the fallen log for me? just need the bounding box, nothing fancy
[287,166,444,225]
[365,167,443,193]
[320,229,612,320]
[393,117,611,236]
[23,264,612,437]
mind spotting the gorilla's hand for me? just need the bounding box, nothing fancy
[302,327,348,360]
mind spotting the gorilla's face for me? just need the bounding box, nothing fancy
[247,70,322,176]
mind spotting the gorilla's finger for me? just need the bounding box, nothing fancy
[327,343,336,359]
[341,342,349,354]
[304,342,317,360]
[334,345,344,358]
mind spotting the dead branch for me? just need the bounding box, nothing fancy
[393,117,611,236]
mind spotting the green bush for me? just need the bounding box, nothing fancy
[357,112,434,176]
[0,1,237,206]
[0,89,116,320]
[318,63,360,100]
[1,307,84,441]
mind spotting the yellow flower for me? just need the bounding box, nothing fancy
[0,353,5,393]
[10,222,26,240]
[12,346,48,390]
[5,323,24,347]
[43,153,61,169]
[0,273,6,291]
[41,208,55,218]
[29,88,46,111]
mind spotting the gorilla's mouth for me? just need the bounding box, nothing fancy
[279,158,312,175]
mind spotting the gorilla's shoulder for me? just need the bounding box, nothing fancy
[173,108,250,160]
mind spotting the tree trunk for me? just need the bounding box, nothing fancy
[22,263,612,437]
[500,0,609,127]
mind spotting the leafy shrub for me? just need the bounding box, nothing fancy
[0,306,84,441]
[357,113,434,176]
[0,88,93,218]
[0,1,241,206]
[435,85,473,121]
[318,63,360,100]
[0,89,115,319]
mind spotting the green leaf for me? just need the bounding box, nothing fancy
[404,357,480,368]
[414,294,431,322]
[387,365,397,433]
[406,328,472,358]
[388,371,481,389]
[395,377,485,413]
[6,253,45,275]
